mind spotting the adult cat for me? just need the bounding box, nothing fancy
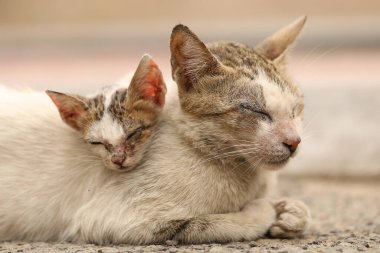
[0,17,310,244]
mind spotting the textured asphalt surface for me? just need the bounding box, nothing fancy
[1,176,379,253]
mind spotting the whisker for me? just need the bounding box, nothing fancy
[303,45,341,70]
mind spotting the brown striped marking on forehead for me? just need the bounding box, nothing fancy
[207,42,291,93]
[103,87,161,133]
[86,94,106,121]
[107,88,128,124]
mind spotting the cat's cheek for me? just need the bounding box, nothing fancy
[88,145,109,162]
[123,145,146,169]
[88,145,103,155]
[255,120,274,140]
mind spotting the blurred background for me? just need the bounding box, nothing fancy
[1,0,379,177]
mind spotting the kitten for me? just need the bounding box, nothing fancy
[0,17,309,244]
[46,55,166,172]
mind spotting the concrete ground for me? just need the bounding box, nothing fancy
[1,176,379,253]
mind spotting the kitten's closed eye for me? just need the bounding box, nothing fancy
[127,127,144,140]
[88,140,113,151]
[239,103,272,121]
[89,141,103,145]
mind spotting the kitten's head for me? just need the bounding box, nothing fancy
[47,55,166,172]
[170,17,306,170]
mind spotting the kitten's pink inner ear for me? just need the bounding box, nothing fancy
[142,61,165,107]
[46,91,86,131]
[131,55,166,108]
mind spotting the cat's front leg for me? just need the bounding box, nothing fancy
[268,198,311,238]
[155,198,276,244]
[66,199,276,245]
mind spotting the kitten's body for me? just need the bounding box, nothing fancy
[0,55,167,241]
[0,87,105,240]
[0,18,310,244]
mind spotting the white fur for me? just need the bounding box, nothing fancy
[0,87,106,241]
[257,70,295,121]
[88,113,125,145]
[88,81,129,144]
[257,71,303,145]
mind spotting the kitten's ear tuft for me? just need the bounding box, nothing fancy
[170,24,219,91]
[128,54,166,108]
[255,16,307,61]
[46,90,88,131]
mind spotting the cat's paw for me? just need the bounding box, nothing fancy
[269,198,311,238]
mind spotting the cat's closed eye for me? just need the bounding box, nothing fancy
[127,127,144,141]
[88,141,103,145]
[239,103,272,122]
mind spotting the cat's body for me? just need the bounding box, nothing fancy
[0,18,310,244]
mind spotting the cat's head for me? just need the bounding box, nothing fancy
[47,55,166,172]
[170,17,306,170]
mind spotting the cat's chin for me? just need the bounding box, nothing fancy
[261,158,290,171]
[118,165,136,172]
[105,164,136,173]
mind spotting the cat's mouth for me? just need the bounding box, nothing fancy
[105,164,134,172]
[262,157,290,170]
[266,146,300,165]
[117,165,135,172]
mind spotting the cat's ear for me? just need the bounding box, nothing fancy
[255,16,306,65]
[46,90,88,131]
[128,54,166,109]
[170,24,220,91]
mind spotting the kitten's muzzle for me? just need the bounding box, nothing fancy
[111,145,127,166]
[111,154,126,166]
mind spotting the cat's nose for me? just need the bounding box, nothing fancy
[282,137,301,154]
[111,155,126,166]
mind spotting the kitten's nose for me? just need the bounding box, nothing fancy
[282,137,301,154]
[111,155,126,166]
